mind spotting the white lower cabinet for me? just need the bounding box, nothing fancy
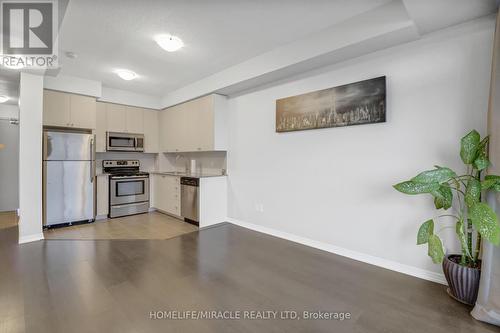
[96,174,109,218]
[152,174,180,216]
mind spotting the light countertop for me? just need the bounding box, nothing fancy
[96,171,227,178]
[150,171,227,178]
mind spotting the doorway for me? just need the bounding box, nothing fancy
[0,105,19,229]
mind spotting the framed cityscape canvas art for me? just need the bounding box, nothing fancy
[276,76,386,132]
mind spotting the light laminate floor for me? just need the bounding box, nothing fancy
[43,211,198,240]
[0,211,18,230]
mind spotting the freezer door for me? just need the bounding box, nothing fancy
[43,161,95,226]
[44,131,94,161]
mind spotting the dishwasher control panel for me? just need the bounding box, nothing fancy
[180,177,199,187]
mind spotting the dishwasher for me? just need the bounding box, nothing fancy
[180,177,199,225]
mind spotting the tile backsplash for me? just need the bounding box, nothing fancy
[158,151,227,174]
[96,151,227,175]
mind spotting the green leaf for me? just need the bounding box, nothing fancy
[465,178,481,208]
[474,153,490,170]
[481,179,497,190]
[474,137,490,170]
[417,219,434,245]
[411,167,457,184]
[456,219,471,259]
[393,181,440,195]
[460,130,480,164]
[427,234,445,264]
[469,203,500,246]
[432,184,452,210]
[482,175,500,191]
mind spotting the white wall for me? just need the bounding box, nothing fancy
[44,74,161,109]
[0,105,19,211]
[18,73,44,243]
[99,87,161,110]
[44,74,102,97]
[226,18,494,280]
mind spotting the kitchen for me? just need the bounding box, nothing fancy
[42,91,228,239]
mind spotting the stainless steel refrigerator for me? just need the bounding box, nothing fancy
[43,130,95,226]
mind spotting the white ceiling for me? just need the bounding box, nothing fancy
[57,0,391,95]
[1,0,496,107]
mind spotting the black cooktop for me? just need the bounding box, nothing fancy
[104,167,149,177]
[103,160,148,177]
[109,171,149,177]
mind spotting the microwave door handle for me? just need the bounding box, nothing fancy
[134,137,140,151]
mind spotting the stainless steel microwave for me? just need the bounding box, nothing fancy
[106,132,144,152]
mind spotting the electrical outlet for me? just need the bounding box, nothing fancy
[255,203,264,212]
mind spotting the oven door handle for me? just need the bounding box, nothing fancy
[112,202,148,209]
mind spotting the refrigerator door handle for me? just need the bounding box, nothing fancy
[43,132,49,160]
[90,137,94,183]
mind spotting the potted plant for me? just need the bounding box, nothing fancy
[394,130,500,305]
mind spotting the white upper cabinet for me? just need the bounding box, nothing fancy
[96,102,158,153]
[69,94,96,129]
[160,94,228,152]
[160,102,187,152]
[125,106,144,134]
[43,90,96,129]
[105,104,144,134]
[105,103,127,132]
[95,102,107,153]
[43,90,70,127]
[143,109,159,153]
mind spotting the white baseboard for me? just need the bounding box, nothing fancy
[95,214,108,220]
[18,232,44,244]
[227,218,446,285]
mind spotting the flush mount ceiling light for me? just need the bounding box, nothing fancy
[115,69,137,81]
[154,34,184,52]
[0,95,10,103]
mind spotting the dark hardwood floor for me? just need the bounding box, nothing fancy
[0,222,497,332]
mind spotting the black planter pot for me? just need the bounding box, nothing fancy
[442,254,481,306]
